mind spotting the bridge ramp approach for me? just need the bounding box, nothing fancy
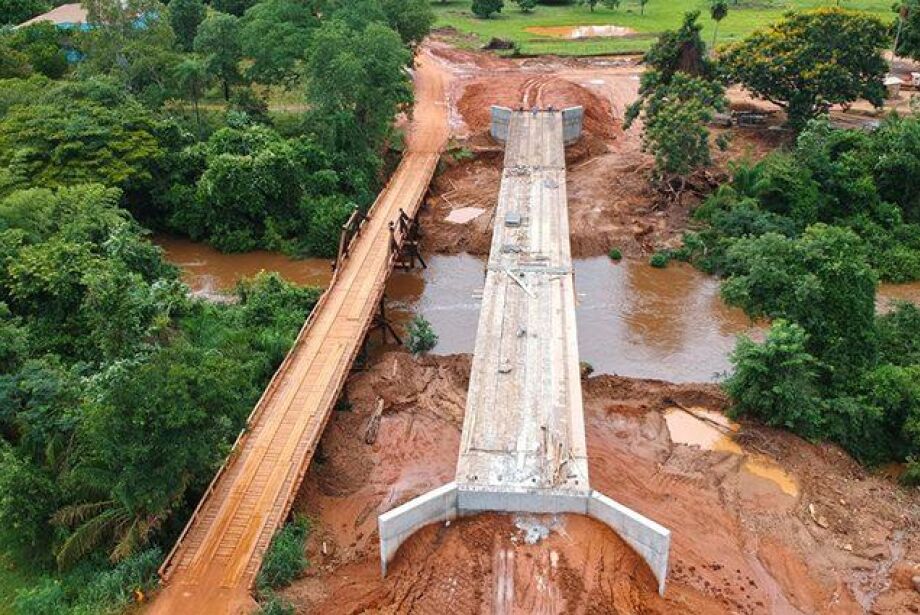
[378,107,672,595]
[148,51,448,615]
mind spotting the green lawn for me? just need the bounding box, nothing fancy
[432,0,895,55]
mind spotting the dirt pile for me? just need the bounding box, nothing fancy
[419,40,797,260]
[286,352,919,614]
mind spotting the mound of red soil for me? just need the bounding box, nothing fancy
[457,75,617,141]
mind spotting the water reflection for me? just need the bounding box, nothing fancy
[153,235,333,298]
[575,258,760,382]
[156,236,920,385]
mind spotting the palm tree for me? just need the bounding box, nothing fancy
[710,0,729,51]
[53,498,162,568]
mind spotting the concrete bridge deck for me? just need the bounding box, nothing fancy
[378,108,671,595]
[148,51,448,615]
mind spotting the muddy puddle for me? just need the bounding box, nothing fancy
[664,406,799,497]
[525,25,637,39]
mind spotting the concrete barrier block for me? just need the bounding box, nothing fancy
[490,106,513,142]
[588,491,670,595]
[457,487,588,515]
[378,482,458,575]
[561,106,584,144]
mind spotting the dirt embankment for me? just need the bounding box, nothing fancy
[285,352,919,614]
[419,40,787,260]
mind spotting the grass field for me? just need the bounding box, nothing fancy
[432,0,895,55]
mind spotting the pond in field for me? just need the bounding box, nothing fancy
[525,25,637,40]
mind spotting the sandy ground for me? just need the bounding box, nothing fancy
[286,352,919,614]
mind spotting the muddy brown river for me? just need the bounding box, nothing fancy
[155,236,920,384]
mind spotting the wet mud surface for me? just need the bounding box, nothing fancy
[284,352,920,614]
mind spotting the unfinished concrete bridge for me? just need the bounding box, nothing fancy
[378,107,671,595]
[148,51,448,615]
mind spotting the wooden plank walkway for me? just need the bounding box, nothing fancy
[148,50,448,615]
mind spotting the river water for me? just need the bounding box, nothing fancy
[154,236,920,384]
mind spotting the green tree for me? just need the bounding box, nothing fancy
[0,100,164,195]
[240,0,318,87]
[894,0,920,61]
[625,13,724,196]
[581,0,620,11]
[638,0,649,16]
[629,72,726,194]
[709,0,728,50]
[381,0,435,46]
[0,0,48,26]
[721,8,888,129]
[7,23,68,79]
[0,44,33,79]
[516,0,538,12]
[721,224,879,380]
[212,0,257,17]
[168,0,207,52]
[725,320,824,436]
[172,56,209,138]
[303,18,411,178]
[471,0,503,19]
[0,446,59,565]
[194,11,244,101]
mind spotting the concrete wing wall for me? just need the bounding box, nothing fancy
[588,491,671,596]
[378,482,459,574]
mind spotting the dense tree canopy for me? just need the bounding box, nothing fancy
[721,8,889,129]
[0,0,429,608]
[0,0,48,26]
[168,0,207,52]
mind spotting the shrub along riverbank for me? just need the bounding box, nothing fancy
[676,117,920,482]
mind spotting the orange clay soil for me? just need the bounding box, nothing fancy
[419,39,788,260]
[283,351,919,614]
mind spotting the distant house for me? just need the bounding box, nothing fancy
[16,3,91,31]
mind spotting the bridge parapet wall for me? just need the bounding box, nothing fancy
[562,106,584,144]
[490,105,513,142]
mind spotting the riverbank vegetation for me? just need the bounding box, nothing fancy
[0,0,431,611]
[0,0,430,257]
[626,8,920,481]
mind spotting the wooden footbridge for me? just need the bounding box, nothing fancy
[148,51,448,615]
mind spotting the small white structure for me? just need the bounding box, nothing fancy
[885,76,904,99]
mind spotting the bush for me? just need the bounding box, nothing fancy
[649,252,669,268]
[471,0,503,18]
[607,247,622,260]
[256,516,310,591]
[256,593,295,615]
[13,579,67,615]
[406,315,438,355]
[725,320,824,437]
